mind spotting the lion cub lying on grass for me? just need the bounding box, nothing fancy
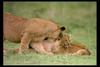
[29,34,91,55]
[52,34,91,55]
[52,42,91,55]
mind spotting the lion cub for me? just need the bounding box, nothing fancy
[52,34,91,55]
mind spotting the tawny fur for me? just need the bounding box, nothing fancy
[3,12,65,54]
[52,35,91,55]
[30,34,91,55]
[30,39,61,55]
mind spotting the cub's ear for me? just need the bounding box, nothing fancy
[60,26,66,31]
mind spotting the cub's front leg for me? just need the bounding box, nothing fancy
[18,33,31,54]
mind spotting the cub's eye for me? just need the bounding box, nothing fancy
[55,38,60,41]
[44,37,48,40]
[57,38,60,40]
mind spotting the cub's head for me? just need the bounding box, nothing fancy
[52,33,71,53]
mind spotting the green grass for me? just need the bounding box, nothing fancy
[3,2,96,65]
[4,53,96,65]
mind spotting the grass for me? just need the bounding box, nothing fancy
[3,2,96,65]
[4,53,96,65]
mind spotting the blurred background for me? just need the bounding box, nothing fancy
[3,2,96,65]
